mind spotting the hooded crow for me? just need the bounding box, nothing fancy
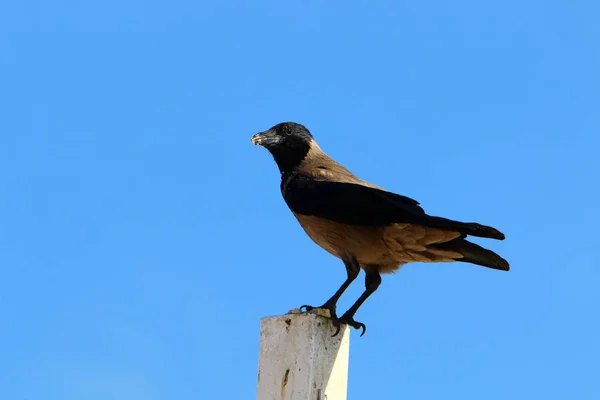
[252,122,509,336]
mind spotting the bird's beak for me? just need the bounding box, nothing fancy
[251,129,281,147]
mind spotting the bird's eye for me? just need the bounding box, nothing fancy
[285,129,292,136]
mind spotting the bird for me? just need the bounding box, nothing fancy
[251,121,509,336]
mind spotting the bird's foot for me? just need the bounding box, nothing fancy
[331,314,367,337]
[299,304,366,336]
[299,304,336,319]
[299,304,317,313]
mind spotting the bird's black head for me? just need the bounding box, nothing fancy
[251,122,314,173]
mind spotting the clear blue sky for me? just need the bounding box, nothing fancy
[1,1,598,399]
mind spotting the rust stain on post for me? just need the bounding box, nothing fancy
[281,368,290,399]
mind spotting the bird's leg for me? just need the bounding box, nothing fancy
[332,266,381,337]
[300,256,360,318]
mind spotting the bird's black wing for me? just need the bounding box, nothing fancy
[283,174,425,226]
[283,174,505,240]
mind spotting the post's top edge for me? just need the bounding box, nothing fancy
[260,308,332,322]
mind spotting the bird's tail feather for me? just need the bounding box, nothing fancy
[434,238,509,271]
[424,216,506,240]
[459,222,505,240]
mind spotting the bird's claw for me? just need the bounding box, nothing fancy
[300,305,367,336]
[299,304,336,318]
[299,305,315,313]
[331,315,367,337]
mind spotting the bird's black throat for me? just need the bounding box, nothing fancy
[267,139,310,174]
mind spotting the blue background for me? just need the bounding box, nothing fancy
[1,1,598,399]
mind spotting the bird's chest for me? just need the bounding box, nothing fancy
[292,213,387,262]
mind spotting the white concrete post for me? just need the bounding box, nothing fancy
[257,309,350,400]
